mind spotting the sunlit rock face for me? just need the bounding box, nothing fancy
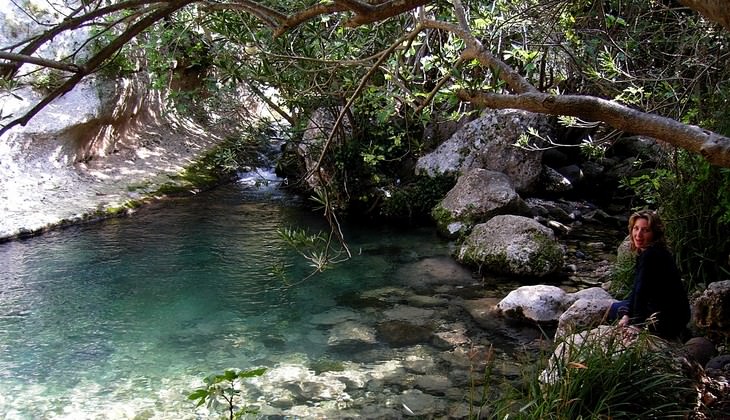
[415,108,552,193]
[0,0,242,239]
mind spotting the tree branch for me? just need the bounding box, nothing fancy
[345,0,430,27]
[0,52,82,73]
[421,18,537,94]
[458,90,730,167]
[203,0,286,29]
[273,3,348,38]
[1,0,168,79]
[0,0,196,136]
[311,22,427,175]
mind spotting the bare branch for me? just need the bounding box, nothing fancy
[203,0,286,29]
[458,90,730,168]
[0,51,82,73]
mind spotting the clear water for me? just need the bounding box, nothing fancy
[0,181,451,419]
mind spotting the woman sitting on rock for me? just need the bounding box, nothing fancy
[607,210,691,340]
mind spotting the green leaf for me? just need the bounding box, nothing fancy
[238,367,267,379]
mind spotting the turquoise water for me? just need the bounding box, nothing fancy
[0,182,450,418]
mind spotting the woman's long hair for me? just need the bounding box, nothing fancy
[628,210,668,252]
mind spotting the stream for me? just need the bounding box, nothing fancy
[0,171,614,419]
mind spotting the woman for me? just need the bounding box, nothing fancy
[608,210,691,340]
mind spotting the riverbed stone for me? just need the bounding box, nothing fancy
[497,284,568,323]
[555,298,616,340]
[382,304,435,325]
[693,280,730,341]
[461,297,502,329]
[458,215,565,278]
[432,323,471,349]
[396,256,476,293]
[432,168,528,238]
[440,344,493,372]
[376,320,433,347]
[254,364,350,405]
[403,353,439,374]
[398,389,447,416]
[327,320,377,349]
[309,308,363,325]
[414,374,452,395]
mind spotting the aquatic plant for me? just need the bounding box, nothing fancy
[188,368,266,420]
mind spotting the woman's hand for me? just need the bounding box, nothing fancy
[618,314,630,327]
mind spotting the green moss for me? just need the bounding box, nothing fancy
[527,232,564,275]
[431,204,454,227]
[380,174,455,222]
[460,231,563,277]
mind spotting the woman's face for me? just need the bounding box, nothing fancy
[631,217,654,251]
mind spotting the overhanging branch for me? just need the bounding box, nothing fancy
[459,90,730,167]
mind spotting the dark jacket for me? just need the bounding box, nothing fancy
[624,244,691,338]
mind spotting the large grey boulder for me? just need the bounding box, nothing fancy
[457,215,565,278]
[415,109,551,193]
[555,297,616,340]
[432,168,527,238]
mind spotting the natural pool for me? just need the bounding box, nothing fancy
[2,177,517,419]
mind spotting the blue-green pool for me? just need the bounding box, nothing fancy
[0,181,452,418]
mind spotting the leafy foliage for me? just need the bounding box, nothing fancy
[627,152,730,289]
[188,368,266,420]
[479,330,695,419]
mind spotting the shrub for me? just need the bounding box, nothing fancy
[479,329,694,419]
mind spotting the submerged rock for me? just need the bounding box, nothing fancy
[396,256,476,293]
[377,320,433,347]
[327,321,378,349]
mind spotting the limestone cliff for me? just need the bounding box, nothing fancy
[0,0,260,240]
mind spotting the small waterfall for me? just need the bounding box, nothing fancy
[234,126,291,201]
[237,166,284,193]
